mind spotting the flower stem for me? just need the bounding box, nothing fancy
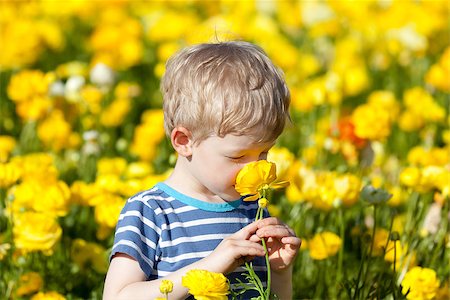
[261,238,271,299]
[337,208,345,284]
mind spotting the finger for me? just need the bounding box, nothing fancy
[254,217,283,228]
[231,242,265,258]
[223,238,265,253]
[256,225,296,238]
[233,221,261,239]
[281,236,302,249]
[249,234,261,243]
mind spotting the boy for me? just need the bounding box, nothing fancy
[103,41,301,299]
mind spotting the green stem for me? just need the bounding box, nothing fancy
[261,238,271,299]
[362,206,377,299]
[337,208,345,284]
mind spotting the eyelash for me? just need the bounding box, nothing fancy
[227,155,244,160]
[227,152,269,161]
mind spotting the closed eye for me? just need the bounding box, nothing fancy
[226,155,244,160]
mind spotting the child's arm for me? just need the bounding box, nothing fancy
[255,217,301,299]
[103,219,269,300]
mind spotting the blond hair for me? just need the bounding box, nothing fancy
[161,41,290,143]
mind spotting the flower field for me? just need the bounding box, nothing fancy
[0,1,449,299]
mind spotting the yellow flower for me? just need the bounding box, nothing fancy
[182,269,229,300]
[352,103,391,140]
[235,160,289,201]
[398,110,424,132]
[0,162,21,188]
[370,228,390,256]
[308,232,342,260]
[90,8,143,69]
[387,186,406,207]
[125,161,153,179]
[401,267,440,300]
[7,70,53,120]
[71,239,108,273]
[10,152,58,182]
[384,240,415,270]
[37,110,72,152]
[12,178,71,217]
[31,291,66,300]
[97,157,127,176]
[0,135,16,162]
[267,147,295,181]
[13,212,62,254]
[399,167,421,187]
[16,272,43,296]
[130,109,165,161]
[100,98,131,127]
[367,90,400,122]
[94,193,125,228]
[258,197,268,208]
[70,181,102,206]
[159,279,174,294]
[333,173,361,207]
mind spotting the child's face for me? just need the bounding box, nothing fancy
[188,134,274,202]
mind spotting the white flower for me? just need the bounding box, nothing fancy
[65,75,85,102]
[90,63,115,88]
[49,80,65,97]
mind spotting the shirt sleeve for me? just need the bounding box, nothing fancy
[110,192,161,279]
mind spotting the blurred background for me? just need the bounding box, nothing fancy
[0,1,449,299]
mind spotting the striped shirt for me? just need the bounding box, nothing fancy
[111,182,267,295]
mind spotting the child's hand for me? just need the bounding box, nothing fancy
[202,220,272,274]
[255,217,301,272]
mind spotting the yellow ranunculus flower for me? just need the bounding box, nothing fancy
[159,279,174,294]
[334,173,361,207]
[384,240,415,270]
[235,160,289,201]
[13,212,62,254]
[308,232,342,260]
[94,194,125,228]
[370,228,389,256]
[387,186,406,207]
[71,239,108,273]
[182,269,229,300]
[258,197,268,208]
[100,98,131,127]
[97,157,127,176]
[16,272,43,296]
[130,109,165,162]
[352,103,391,141]
[7,70,50,103]
[0,162,21,188]
[367,90,399,122]
[399,167,421,187]
[398,110,424,132]
[0,135,16,162]
[401,267,440,300]
[12,178,71,217]
[11,152,58,182]
[267,147,295,180]
[125,161,153,179]
[37,110,72,152]
[70,181,102,206]
[31,291,66,300]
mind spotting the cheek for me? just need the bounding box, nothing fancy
[228,164,246,184]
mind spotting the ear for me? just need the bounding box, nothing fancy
[170,126,193,157]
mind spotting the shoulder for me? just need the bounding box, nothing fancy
[125,185,175,211]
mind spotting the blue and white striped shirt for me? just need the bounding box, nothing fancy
[111,182,267,293]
